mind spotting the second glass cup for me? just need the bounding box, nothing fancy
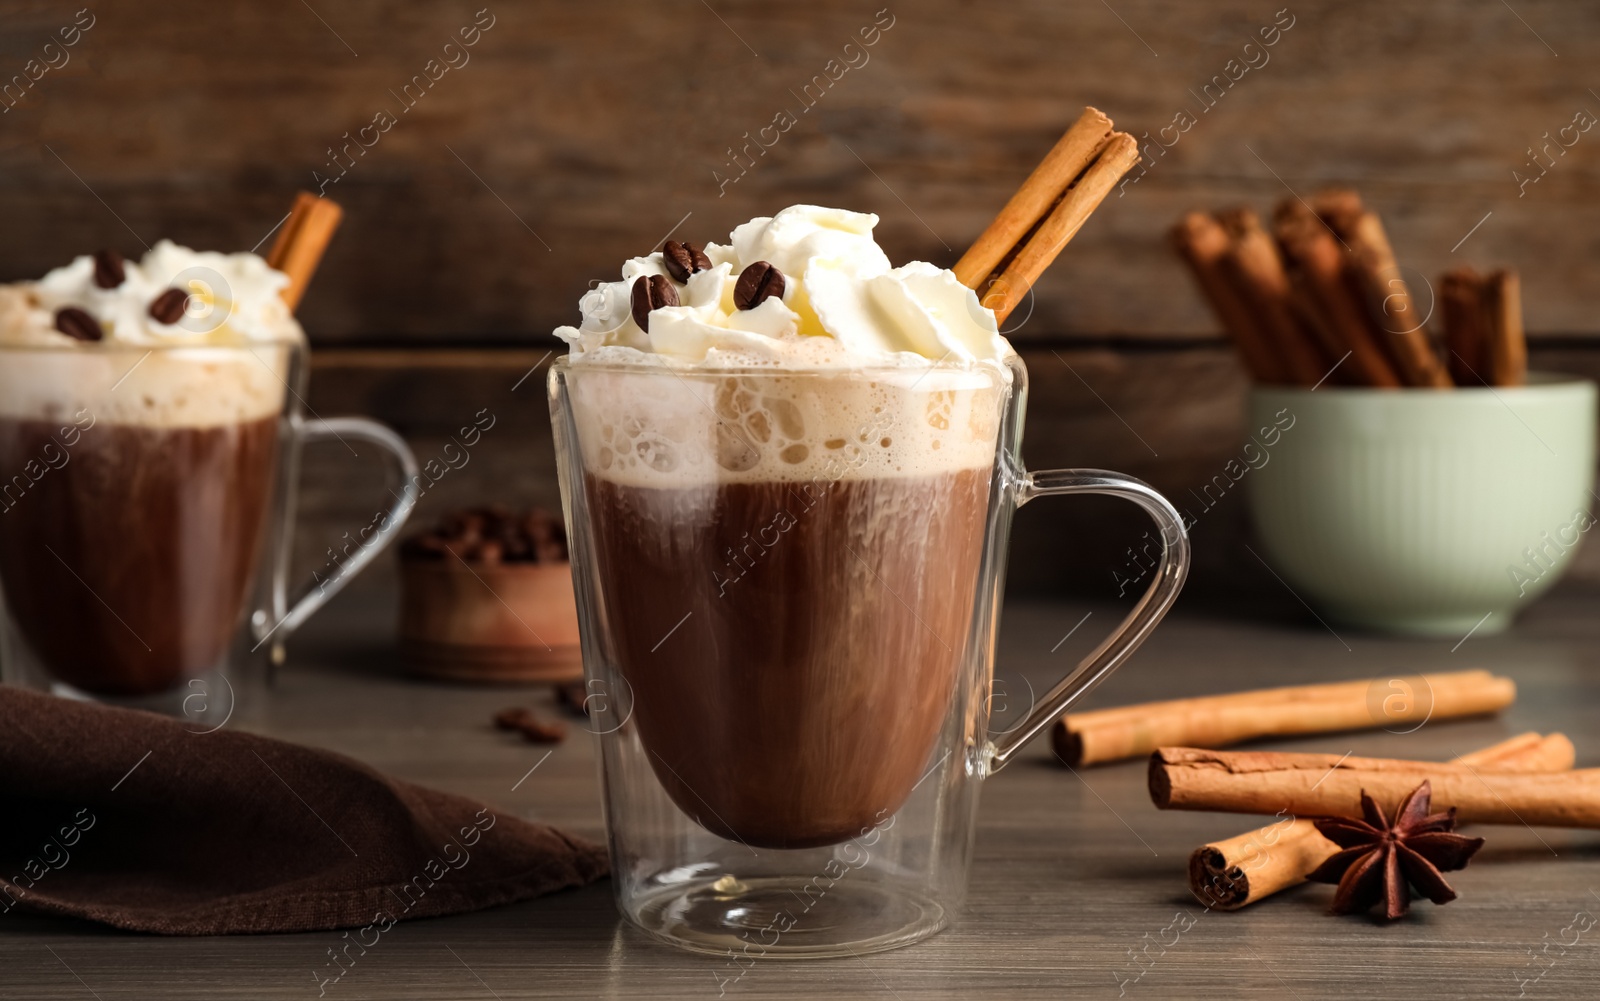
[0,340,418,725]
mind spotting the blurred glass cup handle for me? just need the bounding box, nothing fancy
[252,416,420,662]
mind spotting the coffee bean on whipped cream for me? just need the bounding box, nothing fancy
[661,240,711,283]
[92,249,125,289]
[53,306,103,342]
[734,261,785,310]
[630,274,679,332]
[148,287,191,325]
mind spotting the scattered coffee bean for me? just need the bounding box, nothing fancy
[53,306,102,342]
[734,261,785,310]
[493,706,567,744]
[661,240,712,283]
[92,249,125,289]
[555,682,590,717]
[630,274,679,332]
[148,287,191,325]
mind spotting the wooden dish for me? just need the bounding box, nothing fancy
[399,559,583,683]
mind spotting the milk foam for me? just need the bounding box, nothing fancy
[565,365,1005,486]
[0,346,293,428]
[557,205,1016,485]
[0,242,303,427]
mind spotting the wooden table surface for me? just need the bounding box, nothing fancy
[6,581,1600,1000]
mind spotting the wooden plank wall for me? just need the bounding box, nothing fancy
[4,0,1598,606]
[3,1,1597,341]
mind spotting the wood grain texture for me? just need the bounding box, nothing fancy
[291,344,1600,605]
[3,582,1599,998]
[1,1,1597,342]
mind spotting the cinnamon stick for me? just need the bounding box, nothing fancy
[1441,266,1487,385]
[1315,196,1451,388]
[1052,669,1515,767]
[984,132,1141,324]
[1187,732,1574,910]
[267,191,344,313]
[1485,268,1527,387]
[1150,746,1600,826]
[1273,199,1401,387]
[953,107,1115,290]
[1216,207,1326,386]
[1170,212,1286,384]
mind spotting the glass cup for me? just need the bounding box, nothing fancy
[0,340,418,726]
[549,355,1190,959]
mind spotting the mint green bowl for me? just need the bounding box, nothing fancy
[1247,374,1596,637]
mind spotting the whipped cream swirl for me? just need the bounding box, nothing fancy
[0,241,304,347]
[0,242,302,427]
[555,205,1012,369]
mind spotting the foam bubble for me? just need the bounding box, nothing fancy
[0,345,291,428]
[565,363,1005,487]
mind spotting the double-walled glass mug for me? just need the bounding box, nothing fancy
[550,354,1189,958]
[0,340,419,726]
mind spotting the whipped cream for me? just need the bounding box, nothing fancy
[0,243,301,427]
[0,241,304,347]
[555,205,1012,370]
[556,206,1013,486]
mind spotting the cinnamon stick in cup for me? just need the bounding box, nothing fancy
[953,107,1115,290]
[1187,732,1574,910]
[267,191,344,312]
[983,132,1140,324]
[1052,669,1515,767]
[953,106,1140,324]
[1150,745,1600,826]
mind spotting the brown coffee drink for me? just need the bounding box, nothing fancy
[566,366,1004,849]
[586,469,990,849]
[0,415,279,696]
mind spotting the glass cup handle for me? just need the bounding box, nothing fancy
[983,468,1191,773]
[253,416,421,658]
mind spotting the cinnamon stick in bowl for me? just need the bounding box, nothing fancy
[1315,194,1451,388]
[1170,212,1286,384]
[1215,207,1326,386]
[1484,268,1527,387]
[1273,199,1400,387]
[1052,669,1515,767]
[1441,266,1488,384]
[1187,732,1574,910]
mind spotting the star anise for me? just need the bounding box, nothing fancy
[1305,780,1484,920]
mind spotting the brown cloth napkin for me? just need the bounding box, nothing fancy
[0,687,607,934]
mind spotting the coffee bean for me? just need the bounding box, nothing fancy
[555,682,590,717]
[630,274,679,332]
[661,240,711,283]
[470,539,504,565]
[734,261,785,310]
[493,706,566,744]
[148,287,191,325]
[404,506,569,565]
[53,306,103,342]
[92,249,125,289]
